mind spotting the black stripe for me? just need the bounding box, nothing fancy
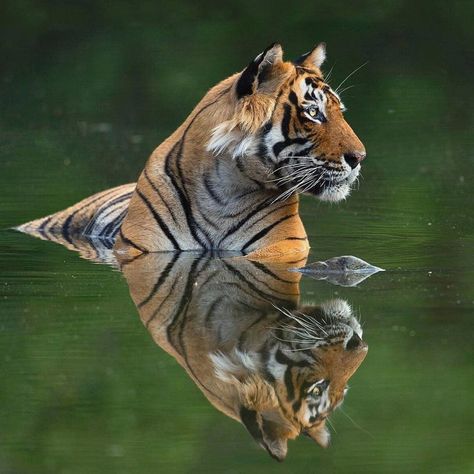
[222,260,291,305]
[82,191,133,236]
[99,208,128,238]
[164,142,206,248]
[108,209,128,237]
[275,347,308,367]
[61,187,124,243]
[235,156,266,190]
[136,188,181,251]
[242,213,296,252]
[144,255,192,327]
[62,213,76,245]
[240,407,263,443]
[143,168,179,225]
[161,86,232,248]
[162,255,234,412]
[204,295,225,327]
[119,228,147,253]
[281,103,292,137]
[137,253,180,309]
[292,399,302,412]
[95,192,133,222]
[284,256,308,265]
[166,257,202,344]
[39,215,53,233]
[273,136,308,157]
[284,365,295,401]
[249,260,296,284]
[217,196,275,246]
[203,172,226,206]
[245,201,295,231]
[198,208,219,230]
[240,270,298,298]
[288,91,299,106]
[172,86,232,246]
[272,102,312,157]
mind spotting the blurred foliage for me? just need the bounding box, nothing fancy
[0,0,473,473]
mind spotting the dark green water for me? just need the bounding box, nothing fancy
[1,1,473,473]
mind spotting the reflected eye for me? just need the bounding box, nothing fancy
[307,106,318,117]
[307,379,327,397]
[311,386,321,396]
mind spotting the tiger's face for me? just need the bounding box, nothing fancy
[263,63,366,202]
[208,43,366,203]
[210,298,368,460]
[269,300,368,449]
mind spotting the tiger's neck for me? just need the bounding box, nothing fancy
[116,108,308,260]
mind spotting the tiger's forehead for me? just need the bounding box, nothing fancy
[293,71,345,110]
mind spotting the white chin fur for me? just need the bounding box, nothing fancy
[320,299,353,320]
[317,166,359,202]
[317,183,351,202]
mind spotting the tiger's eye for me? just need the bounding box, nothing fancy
[308,107,317,117]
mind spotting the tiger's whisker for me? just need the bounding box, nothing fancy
[335,61,368,94]
[337,84,356,96]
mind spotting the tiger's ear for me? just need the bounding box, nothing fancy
[304,421,331,448]
[240,407,289,462]
[236,43,284,98]
[261,418,290,461]
[295,43,326,70]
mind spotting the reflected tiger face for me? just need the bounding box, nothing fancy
[210,299,368,460]
[271,300,368,445]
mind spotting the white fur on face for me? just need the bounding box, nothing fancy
[317,164,360,202]
[207,125,260,158]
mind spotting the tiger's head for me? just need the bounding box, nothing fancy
[211,299,368,461]
[207,43,366,202]
[269,300,367,451]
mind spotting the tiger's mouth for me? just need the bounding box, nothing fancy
[273,158,360,203]
[277,299,365,351]
[306,165,360,202]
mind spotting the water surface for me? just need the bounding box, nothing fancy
[1,2,473,472]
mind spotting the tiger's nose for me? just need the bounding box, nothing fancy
[343,151,366,169]
[345,332,364,350]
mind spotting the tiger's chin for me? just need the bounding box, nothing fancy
[317,183,352,202]
[308,167,359,203]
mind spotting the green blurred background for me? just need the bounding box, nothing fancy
[1,1,473,473]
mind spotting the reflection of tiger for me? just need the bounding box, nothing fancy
[17,43,365,261]
[121,252,368,461]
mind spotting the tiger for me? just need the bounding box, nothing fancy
[16,42,365,262]
[120,251,368,461]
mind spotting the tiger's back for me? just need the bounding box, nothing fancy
[16,183,135,249]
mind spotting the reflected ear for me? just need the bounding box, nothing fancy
[240,407,289,462]
[295,43,326,70]
[305,421,331,448]
[261,418,289,462]
[236,43,284,98]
